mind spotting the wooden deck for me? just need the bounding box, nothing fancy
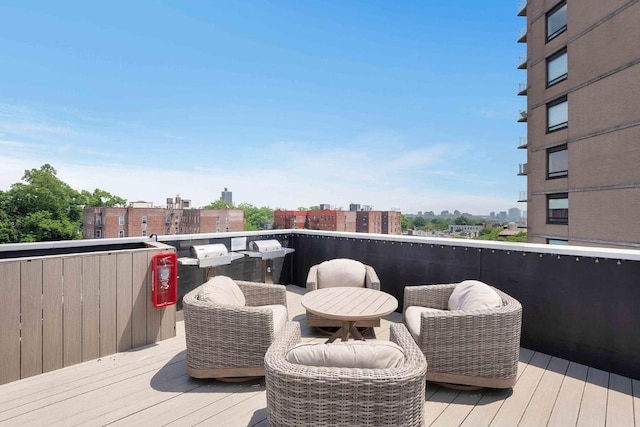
[1,286,638,427]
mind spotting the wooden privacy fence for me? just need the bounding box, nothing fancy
[0,243,176,385]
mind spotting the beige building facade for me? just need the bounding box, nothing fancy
[519,0,640,248]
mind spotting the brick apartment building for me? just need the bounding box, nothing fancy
[518,0,640,248]
[274,209,401,235]
[82,196,244,239]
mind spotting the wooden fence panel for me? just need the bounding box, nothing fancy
[82,255,100,362]
[116,253,133,352]
[99,254,117,357]
[0,244,176,386]
[0,263,21,384]
[42,258,63,373]
[63,257,82,367]
[131,251,148,348]
[20,260,43,379]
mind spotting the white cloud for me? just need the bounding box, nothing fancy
[0,104,521,215]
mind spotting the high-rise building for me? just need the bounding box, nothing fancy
[518,0,640,248]
[220,187,233,204]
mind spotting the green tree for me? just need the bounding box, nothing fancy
[237,203,274,231]
[475,227,528,242]
[454,215,469,225]
[80,189,127,207]
[400,214,409,231]
[1,164,83,242]
[203,199,235,209]
[412,216,427,228]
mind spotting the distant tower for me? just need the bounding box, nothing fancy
[220,187,233,204]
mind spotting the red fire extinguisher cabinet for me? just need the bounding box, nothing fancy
[152,252,178,308]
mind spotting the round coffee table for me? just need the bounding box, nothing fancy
[302,287,398,343]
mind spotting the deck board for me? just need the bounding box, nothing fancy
[0,285,637,427]
[606,373,635,427]
[577,368,610,427]
[518,356,569,426]
[547,361,588,427]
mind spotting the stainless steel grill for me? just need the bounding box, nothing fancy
[242,239,295,260]
[178,243,244,268]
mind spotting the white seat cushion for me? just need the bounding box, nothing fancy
[316,258,366,288]
[285,340,405,369]
[260,304,288,335]
[197,276,246,306]
[404,306,445,341]
[448,280,502,311]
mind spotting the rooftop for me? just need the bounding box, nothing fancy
[1,229,639,426]
[0,285,638,426]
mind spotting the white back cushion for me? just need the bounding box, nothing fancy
[198,276,245,306]
[448,280,502,311]
[316,258,366,288]
[286,341,405,369]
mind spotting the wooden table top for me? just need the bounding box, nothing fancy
[301,287,398,321]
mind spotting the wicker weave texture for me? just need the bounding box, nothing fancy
[404,284,522,386]
[183,280,288,372]
[265,322,427,427]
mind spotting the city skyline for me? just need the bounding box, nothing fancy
[0,1,524,214]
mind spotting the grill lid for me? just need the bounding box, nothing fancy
[178,243,244,268]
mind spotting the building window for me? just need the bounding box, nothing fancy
[547,1,567,41]
[547,238,569,245]
[216,216,220,224]
[226,215,230,223]
[142,230,147,237]
[141,215,147,224]
[547,96,568,132]
[547,193,568,224]
[547,144,568,179]
[547,49,567,86]
[225,226,229,232]
[95,229,102,238]
[118,215,125,225]
[119,230,125,238]
[216,227,220,232]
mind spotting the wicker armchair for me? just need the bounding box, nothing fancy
[404,283,522,389]
[306,258,381,329]
[183,279,288,380]
[265,322,427,427]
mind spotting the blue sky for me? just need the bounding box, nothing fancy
[0,1,526,215]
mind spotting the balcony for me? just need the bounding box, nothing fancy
[518,55,528,70]
[517,0,527,16]
[518,109,528,122]
[1,230,639,424]
[518,191,528,202]
[518,81,528,96]
[518,136,528,149]
[518,163,528,175]
[518,25,527,43]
